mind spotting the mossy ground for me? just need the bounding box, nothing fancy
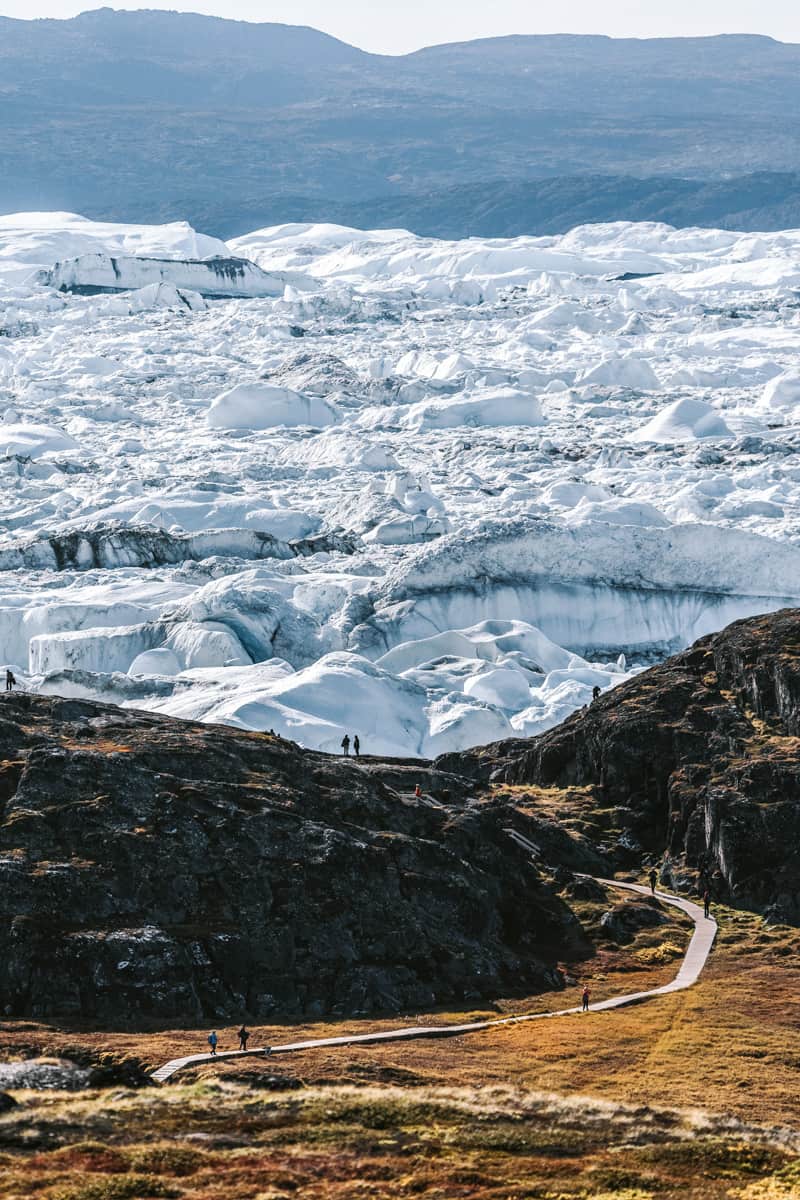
[1,1081,798,1200]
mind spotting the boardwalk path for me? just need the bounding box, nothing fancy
[152,878,717,1084]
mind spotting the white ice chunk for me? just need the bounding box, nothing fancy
[0,422,80,459]
[206,383,338,430]
[760,371,800,413]
[629,397,733,443]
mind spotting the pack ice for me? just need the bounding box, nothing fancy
[3,212,800,756]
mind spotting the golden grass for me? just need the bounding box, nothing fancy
[1,906,797,1198]
[1,1081,798,1200]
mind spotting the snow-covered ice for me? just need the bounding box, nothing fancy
[3,211,800,755]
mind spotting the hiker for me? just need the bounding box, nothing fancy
[582,985,590,1012]
[592,685,601,701]
[238,1025,250,1052]
[414,783,422,799]
[353,735,360,757]
[648,867,658,895]
[341,734,350,757]
[703,888,711,919]
[5,669,15,692]
[207,1031,218,1056]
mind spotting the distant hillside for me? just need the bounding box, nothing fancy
[209,173,800,241]
[1,12,800,236]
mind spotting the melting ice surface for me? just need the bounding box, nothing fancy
[3,212,800,756]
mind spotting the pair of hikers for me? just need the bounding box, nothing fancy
[207,1026,262,1055]
[341,734,360,757]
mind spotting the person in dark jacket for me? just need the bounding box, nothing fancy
[341,734,350,756]
[238,1025,250,1051]
[5,670,16,692]
[207,1031,218,1056]
[582,985,590,1012]
[353,735,360,757]
[648,867,658,894]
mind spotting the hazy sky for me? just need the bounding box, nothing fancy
[1,0,799,54]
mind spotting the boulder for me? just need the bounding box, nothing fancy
[600,899,669,943]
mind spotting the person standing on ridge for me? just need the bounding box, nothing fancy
[648,867,658,895]
[341,734,350,756]
[207,1031,218,1056]
[353,735,360,757]
[582,985,590,1012]
[5,669,15,692]
[238,1025,250,1052]
[592,685,601,702]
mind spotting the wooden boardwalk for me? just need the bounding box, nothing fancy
[152,878,716,1084]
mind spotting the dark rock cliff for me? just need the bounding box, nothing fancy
[0,694,578,1022]
[443,610,800,924]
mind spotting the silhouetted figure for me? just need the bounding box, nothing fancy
[353,735,360,757]
[592,685,601,701]
[649,867,658,895]
[238,1025,250,1052]
[703,889,711,919]
[207,1031,218,1056]
[341,734,350,756]
[5,670,15,692]
[582,985,590,1012]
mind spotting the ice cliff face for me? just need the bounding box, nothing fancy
[3,213,800,754]
[37,252,302,299]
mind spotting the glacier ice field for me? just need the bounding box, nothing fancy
[2,210,800,756]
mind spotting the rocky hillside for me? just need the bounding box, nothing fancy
[0,693,583,1022]
[445,609,800,924]
[2,609,799,1023]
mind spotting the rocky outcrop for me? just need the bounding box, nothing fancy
[600,898,670,943]
[444,610,800,924]
[0,692,580,1022]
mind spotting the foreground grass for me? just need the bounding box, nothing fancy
[1,1081,799,1200]
[1,906,797,1197]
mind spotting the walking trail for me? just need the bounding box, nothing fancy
[152,877,717,1084]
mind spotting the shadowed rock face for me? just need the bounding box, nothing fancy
[0,693,577,1022]
[443,609,800,924]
